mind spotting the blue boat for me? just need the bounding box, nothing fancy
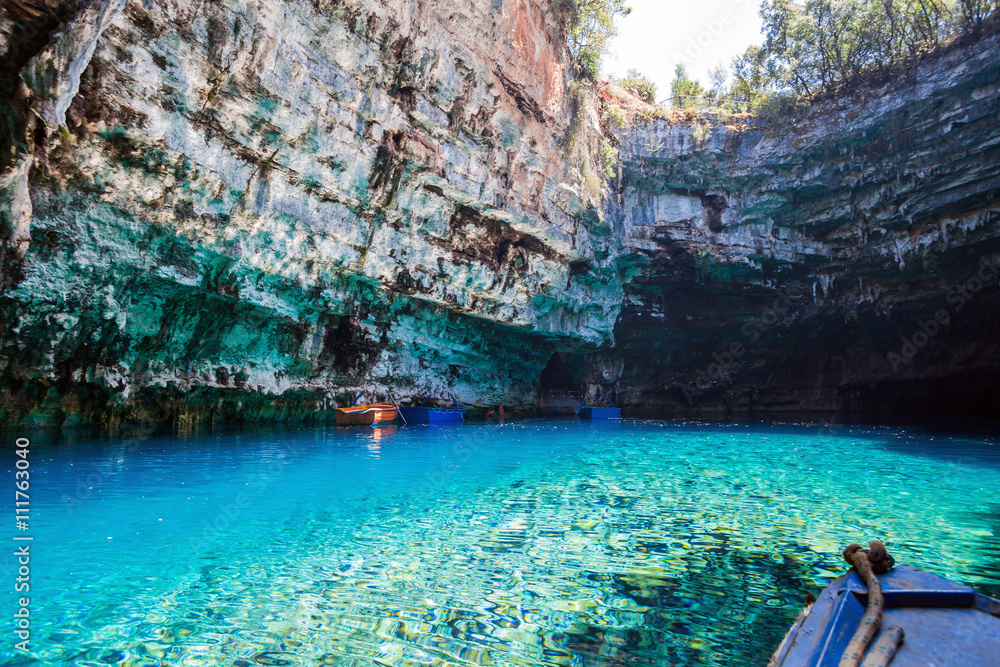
[576,406,621,419]
[769,565,1000,667]
[398,406,467,423]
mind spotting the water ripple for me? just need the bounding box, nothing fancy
[3,421,998,666]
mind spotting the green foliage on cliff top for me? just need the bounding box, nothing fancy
[675,0,998,117]
[670,64,705,110]
[743,0,998,98]
[612,69,657,104]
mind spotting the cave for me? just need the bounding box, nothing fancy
[539,352,569,390]
[4,2,999,666]
[538,351,588,416]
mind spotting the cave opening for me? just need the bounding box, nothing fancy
[539,352,569,390]
[539,352,587,416]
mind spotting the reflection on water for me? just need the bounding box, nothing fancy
[2,420,998,666]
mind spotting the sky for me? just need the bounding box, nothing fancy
[602,0,765,104]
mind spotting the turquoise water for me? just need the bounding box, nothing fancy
[2,420,999,666]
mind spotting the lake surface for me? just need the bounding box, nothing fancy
[2,420,999,666]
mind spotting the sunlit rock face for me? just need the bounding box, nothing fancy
[0,0,622,426]
[610,33,1000,417]
[2,1,999,428]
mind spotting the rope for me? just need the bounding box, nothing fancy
[860,626,905,667]
[838,540,904,667]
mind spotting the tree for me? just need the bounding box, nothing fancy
[566,0,632,81]
[670,64,705,109]
[730,45,778,106]
[707,63,729,102]
[617,68,657,103]
[735,0,997,106]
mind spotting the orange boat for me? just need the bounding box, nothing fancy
[334,403,398,426]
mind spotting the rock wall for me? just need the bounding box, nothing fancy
[610,33,1000,417]
[2,0,998,427]
[0,0,621,426]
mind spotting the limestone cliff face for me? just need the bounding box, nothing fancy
[610,33,1000,417]
[0,0,620,426]
[2,1,998,427]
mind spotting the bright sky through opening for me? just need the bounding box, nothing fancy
[603,0,765,104]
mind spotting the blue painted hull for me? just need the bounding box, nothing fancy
[769,565,1000,666]
[577,407,621,419]
[398,406,466,423]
